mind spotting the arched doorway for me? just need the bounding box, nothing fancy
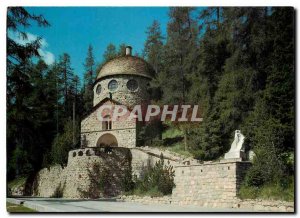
[97,133,118,147]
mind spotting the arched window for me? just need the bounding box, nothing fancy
[102,115,112,130]
[96,84,101,94]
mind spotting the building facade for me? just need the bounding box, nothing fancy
[80,46,154,148]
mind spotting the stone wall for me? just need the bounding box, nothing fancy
[93,75,150,108]
[33,147,131,198]
[130,148,180,179]
[81,100,137,148]
[172,161,252,205]
[30,147,294,212]
[81,128,137,148]
[120,159,294,212]
[32,146,185,198]
[33,165,66,197]
[120,195,294,212]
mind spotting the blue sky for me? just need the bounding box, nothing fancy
[22,7,171,82]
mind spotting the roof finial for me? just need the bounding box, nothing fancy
[125,46,132,56]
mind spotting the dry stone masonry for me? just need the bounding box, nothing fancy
[172,160,252,205]
[33,147,131,198]
[80,46,153,149]
[28,47,294,212]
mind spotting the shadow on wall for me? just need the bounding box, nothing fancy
[77,147,133,198]
[51,181,66,198]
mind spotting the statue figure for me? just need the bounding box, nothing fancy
[224,130,246,160]
[229,130,245,152]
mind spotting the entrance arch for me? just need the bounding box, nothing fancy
[97,133,118,147]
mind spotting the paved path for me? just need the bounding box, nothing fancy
[7,197,253,212]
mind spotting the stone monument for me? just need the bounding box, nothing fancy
[224,130,246,160]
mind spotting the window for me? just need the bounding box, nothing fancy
[102,115,112,130]
[108,80,118,91]
[127,79,138,91]
[96,84,101,94]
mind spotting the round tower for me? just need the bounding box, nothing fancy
[93,46,154,108]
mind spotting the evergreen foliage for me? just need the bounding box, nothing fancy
[132,154,175,196]
[143,7,294,190]
[82,45,95,115]
[7,7,294,196]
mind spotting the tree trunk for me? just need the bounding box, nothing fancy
[184,127,188,151]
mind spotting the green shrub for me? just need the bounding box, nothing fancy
[132,186,163,197]
[244,144,284,187]
[162,126,183,140]
[133,154,175,196]
[260,180,294,201]
[167,142,193,157]
[82,163,111,198]
[51,120,74,166]
[239,177,294,201]
[240,144,294,201]
[137,121,163,147]
[8,177,27,189]
[121,167,135,193]
[244,165,265,187]
[239,185,259,199]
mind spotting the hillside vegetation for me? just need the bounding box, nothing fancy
[7,7,294,200]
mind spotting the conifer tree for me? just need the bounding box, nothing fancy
[83,45,95,114]
[57,53,75,118]
[7,7,49,179]
[159,7,198,104]
[143,20,164,75]
[103,43,117,62]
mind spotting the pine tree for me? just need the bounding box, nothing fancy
[7,7,49,179]
[103,43,117,62]
[143,20,164,75]
[83,45,95,114]
[95,43,118,75]
[57,53,75,117]
[155,7,200,151]
[242,8,295,183]
[159,7,198,104]
[118,43,127,56]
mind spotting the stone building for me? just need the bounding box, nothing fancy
[30,46,257,205]
[80,46,154,149]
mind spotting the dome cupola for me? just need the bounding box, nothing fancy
[93,46,153,108]
[96,46,154,80]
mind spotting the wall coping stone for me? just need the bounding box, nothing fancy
[175,160,252,168]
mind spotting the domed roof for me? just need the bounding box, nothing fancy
[97,55,154,80]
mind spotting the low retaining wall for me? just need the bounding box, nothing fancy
[236,199,294,212]
[172,160,251,203]
[120,160,294,212]
[120,195,294,212]
[33,147,131,198]
[130,148,180,179]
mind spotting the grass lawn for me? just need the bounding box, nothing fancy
[6,202,36,212]
[161,125,193,157]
